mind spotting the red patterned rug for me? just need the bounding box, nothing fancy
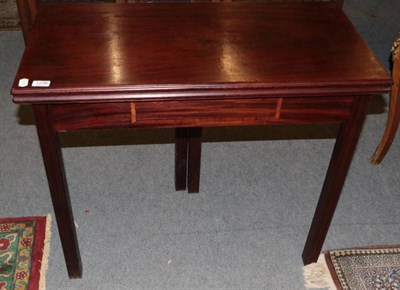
[304,245,400,289]
[0,215,51,290]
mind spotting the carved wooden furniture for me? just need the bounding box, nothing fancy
[11,3,390,278]
[371,34,400,164]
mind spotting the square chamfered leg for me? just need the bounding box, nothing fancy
[187,127,202,193]
[175,127,203,193]
[302,96,370,265]
[175,128,189,191]
[33,104,82,278]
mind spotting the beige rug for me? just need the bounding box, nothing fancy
[0,0,20,30]
[304,245,400,289]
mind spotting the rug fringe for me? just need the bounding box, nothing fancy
[39,214,52,290]
[303,253,336,289]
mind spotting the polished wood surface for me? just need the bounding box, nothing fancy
[16,0,344,44]
[12,3,390,103]
[11,2,392,277]
[33,105,82,278]
[302,95,370,264]
[49,96,356,131]
[371,34,400,164]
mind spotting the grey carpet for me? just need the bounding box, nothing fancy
[1,1,399,289]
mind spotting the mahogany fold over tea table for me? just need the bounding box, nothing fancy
[11,3,391,278]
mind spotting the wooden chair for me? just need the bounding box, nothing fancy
[371,34,400,164]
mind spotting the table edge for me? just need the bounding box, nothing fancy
[12,81,392,104]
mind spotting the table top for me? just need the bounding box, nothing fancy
[12,2,391,104]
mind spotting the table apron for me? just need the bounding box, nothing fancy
[49,96,357,131]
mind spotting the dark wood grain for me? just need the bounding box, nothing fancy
[32,105,82,278]
[12,3,390,103]
[302,95,371,265]
[50,96,356,131]
[277,96,355,124]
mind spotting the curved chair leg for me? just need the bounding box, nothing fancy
[370,89,400,164]
[371,36,400,164]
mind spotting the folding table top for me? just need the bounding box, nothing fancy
[12,3,391,103]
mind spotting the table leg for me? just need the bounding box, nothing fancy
[302,96,370,265]
[175,128,189,191]
[188,127,202,193]
[33,105,82,278]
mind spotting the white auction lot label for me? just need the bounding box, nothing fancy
[32,80,51,87]
[18,78,29,87]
